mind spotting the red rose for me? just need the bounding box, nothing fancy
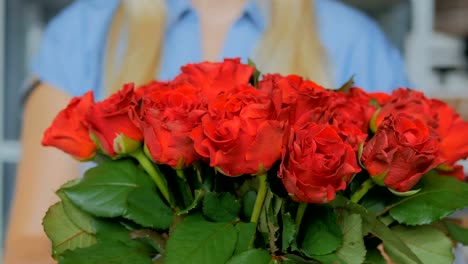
[291,88,375,150]
[431,99,468,166]
[279,123,361,204]
[86,83,143,157]
[191,85,284,176]
[375,88,437,129]
[368,91,391,106]
[42,91,96,160]
[140,83,206,168]
[134,80,170,101]
[173,58,254,102]
[258,74,325,120]
[361,114,442,192]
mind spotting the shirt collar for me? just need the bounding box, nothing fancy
[166,0,268,31]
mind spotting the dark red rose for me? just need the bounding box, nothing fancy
[86,83,143,157]
[279,123,361,204]
[173,58,254,102]
[191,85,284,176]
[140,83,206,168]
[42,91,96,160]
[361,114,442,192]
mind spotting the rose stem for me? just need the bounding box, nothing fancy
[295,203,308,233]
[350,178,376,203]
[131,149,173,207]
[176,169,194,201]
[250,173,269,224]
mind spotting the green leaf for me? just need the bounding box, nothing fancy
[442,220,468,245]
[312,212,366,264]
[56,188,95,234]
[124,188,174,229]
[337,75,355,93]
[247,58,261,88]
[226,249,271,264]
[334,213,366,263]
[64,160,173,229]
[387,173,468,225]
[329,195,423,264]
[282,254,321,263]
[234,223,256,255]
[58,241,153,264]
[282,213,296,251]
[384,225,454,264]
[176,189,204,215]
[165,215,238,264]
[203,192,241,222]
[43,202,97,258]
[300,207,342,256]
[242,190,257,220]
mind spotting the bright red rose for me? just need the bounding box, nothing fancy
[291,88,375,150]
[368,91,391,106]
[140,83,206,168]
[173,58,254,102]
[361,114,442,192]
[375,88,437,129]
[42,91,96,160]
[279,123,361,204]
[86,83,143,157]
[258,74,325,120]
[375,89,468,168]
[134,80,170,101]
[191,85,284,176]
[430,99,468,166]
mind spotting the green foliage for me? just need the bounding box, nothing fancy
[165,215,238,264]
[63,160,173,229]
[384,225,454,264]
[242,190,257,220]
[299,207,343,257]
[388,173,468,225]
[313,212,366,264]
[43,202,97,258]
[226,249,271,264]
[58,241,154,264]
[203,192,241,222]
[282,213,296,251]
[234,223,257,255]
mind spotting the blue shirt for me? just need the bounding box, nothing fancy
[30,0,410,100]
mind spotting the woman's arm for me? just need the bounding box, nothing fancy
[4,83,81,264]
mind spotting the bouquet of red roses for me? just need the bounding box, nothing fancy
[42,59,468,264]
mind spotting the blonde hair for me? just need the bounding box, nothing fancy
[104,0,329,94]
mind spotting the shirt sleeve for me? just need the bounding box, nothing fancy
[316,0,411,93]
[27,0,119,98]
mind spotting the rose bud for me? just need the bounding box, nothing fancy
[361,114,442,192]
[42,91,96,160]
[86,83,143,157]
[279,123,361,204]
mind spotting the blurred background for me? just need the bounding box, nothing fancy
[0,0,467,255]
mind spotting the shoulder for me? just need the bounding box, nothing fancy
[315,0,409,92]
[31,0,120,97]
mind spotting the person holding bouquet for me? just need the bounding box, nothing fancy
[4,0,410,263]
